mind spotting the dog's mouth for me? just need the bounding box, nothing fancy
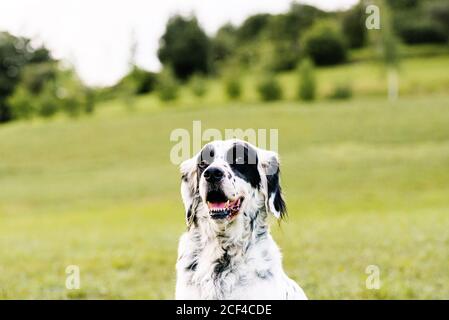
[206,191,243,220]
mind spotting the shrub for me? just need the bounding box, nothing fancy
[303,21,348,66]
[157,68,179,102]
[84,89,95,114]
[190,74,208,98]
[328,82,353,100]
[8,67,92,119]
[36,82,59,118]
[224,77,242,100]
[426,0,449,31]
[20,62,57,94]
[298,58,316,101]
[257,74,282,101]
[117,67,157,96]
[397,20,448,45]
[57,70,91,117]
[7,84,36,119]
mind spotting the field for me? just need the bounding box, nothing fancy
[1,55,449,299]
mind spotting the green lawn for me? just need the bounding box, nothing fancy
[1,79,449,297]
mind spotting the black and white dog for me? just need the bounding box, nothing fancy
[175,139,307,300]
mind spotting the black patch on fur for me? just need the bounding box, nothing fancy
[186,204,193,223]
[226,143,261,188]
[266,167,287,219]
[214,251,231,276]
[198,144,215,172]
[186,260,198,272]
[249,215,256,232]
[186,197,200,228]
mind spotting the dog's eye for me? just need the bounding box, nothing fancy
[198,160,209,170]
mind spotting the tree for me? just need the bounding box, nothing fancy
[158,15,211,80]
[386,0,418,9]
[8,65,92,119]
[237,14,271,43]
[0,32,51,122]
[302,21,348,66]
[426,0,449,31]
[342,4,366,48]
[211,24,238,64]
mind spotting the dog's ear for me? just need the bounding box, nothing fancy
[258,149,286,219]
[180,156,199,226]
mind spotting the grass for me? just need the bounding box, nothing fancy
[1,52,449,299]
[1,92,449,299]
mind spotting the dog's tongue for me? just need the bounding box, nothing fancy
[208,202,227,209]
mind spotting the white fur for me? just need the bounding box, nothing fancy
[175,139,307,300]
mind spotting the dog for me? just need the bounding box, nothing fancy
[175,139,307,300]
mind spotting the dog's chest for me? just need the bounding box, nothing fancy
[178,238,276,299]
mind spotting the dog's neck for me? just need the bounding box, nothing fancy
[190,203,269,257]
[184,205,273,299]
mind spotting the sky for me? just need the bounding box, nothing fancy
[0,0,358,86]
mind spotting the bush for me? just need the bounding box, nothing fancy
[190,74,208,98]
[224,77,242,100]
[397,20,448,45]
[20,62,57,94]
[328,82,352,100]
[37,82,59,118]
[84,89,95,114]
[303,21,348,66]
[57,70,92,117]
[265,40,300,72]
[257,74,282,101]
[426,0,449,31]
[298,58,316,101]
[0,32,53,122]
[8,67,92,120]
[7,84,36,119]
[118,67,157,95]
[157,68,179,102]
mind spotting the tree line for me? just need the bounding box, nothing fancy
[1,0,448,123]
[116,0,448,103]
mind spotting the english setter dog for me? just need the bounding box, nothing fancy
[175,139,307,300]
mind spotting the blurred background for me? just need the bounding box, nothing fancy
[0,0,448,299]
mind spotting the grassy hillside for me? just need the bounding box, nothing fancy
[109,54,449,109]
[1,90,448,299]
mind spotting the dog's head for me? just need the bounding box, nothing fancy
[180,139,286,227]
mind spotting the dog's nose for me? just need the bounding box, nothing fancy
[204,167,224,183]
